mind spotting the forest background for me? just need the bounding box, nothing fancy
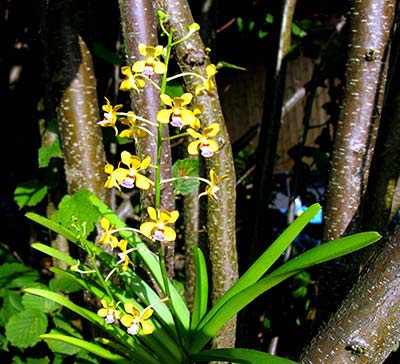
[1,0,400,363]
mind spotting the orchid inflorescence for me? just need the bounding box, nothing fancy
[92,15,229,336]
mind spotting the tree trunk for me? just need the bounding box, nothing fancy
[46,0,109,267]
[317,0,396,322]
[300,224,400,364]
[363,9,400,234]
[117,0,176,276]
[154,0,239,350]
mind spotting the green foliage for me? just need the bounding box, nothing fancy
[172,158,200,195]
[92,42,123,65]
[50,189,101,239]
[23,191,380,364]
[38,136,63,168]
[14,179,48,209]
[0,244,85,362]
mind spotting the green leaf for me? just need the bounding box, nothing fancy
[193,204,321,331]
[38,136,63,168]
[40,334,130,363]
[45,328,82,355]
[191,247,208,330]
[22,291,60,313]
[25,213,79,244]
[92,42,122,65]
[87,193,191,333]
[191,348,297,364]
[0,262,38,287]
[190,231,380,352]
[0,290,24,326]
[172,158,200,196]
[32,242,77,267]
[5,310,48,348]
[51,189,100,239]
[14,180,48,209]
[291,22,307,38]
[23,288,161,364]
[49,275,81,294]
[48,266,183,364]
[166,80,185,98]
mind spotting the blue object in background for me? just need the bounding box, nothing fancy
[294,196,323,224]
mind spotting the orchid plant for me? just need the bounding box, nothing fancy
[24,11,381,364]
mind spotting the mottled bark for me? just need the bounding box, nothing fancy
[46,0,108,267]
[154,0,239,350]
[183,191,200,310]
[57,36,108,201]
[324,0,395,240]
[317,0,396,321]
[363,10,400,233]
[117,0,175,276]
[300,225,400,364]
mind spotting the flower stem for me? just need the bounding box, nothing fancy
[155,29,174,209]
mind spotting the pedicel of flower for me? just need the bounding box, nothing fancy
[119,111,147,139]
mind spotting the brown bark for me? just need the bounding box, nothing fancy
[57,35,108,201]
[363,10,400,233]
[153,0,239,349]
[324,0,395,241]
[300,224,400,364]
[117,0,175,276]
[316,0,396,322]
[45,0,109,268]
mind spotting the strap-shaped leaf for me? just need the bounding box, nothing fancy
[49,267,183,363]
[32,243,77,266]
[24,288,160,364]
[191,204,321,333]
[190,247,209,330]
[190,231,380,352]
[40,334,131,363]
[88,193,190,335]
[190,348,297,364]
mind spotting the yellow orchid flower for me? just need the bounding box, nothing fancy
[98,217,119,249]
[195,64,217,95]
[199,169,228,201]
[132,44,167,76]
[119,111,147,139]
[116,239,131,271]
[157,93,196,128]
[187,123,220,157]
[140,206,179,242]
[97,299,121,324]
[120,302,155,335]
[120,66,146,93]
[105,151,152,190]
[98,97,123,135]
[104,163,121,190]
